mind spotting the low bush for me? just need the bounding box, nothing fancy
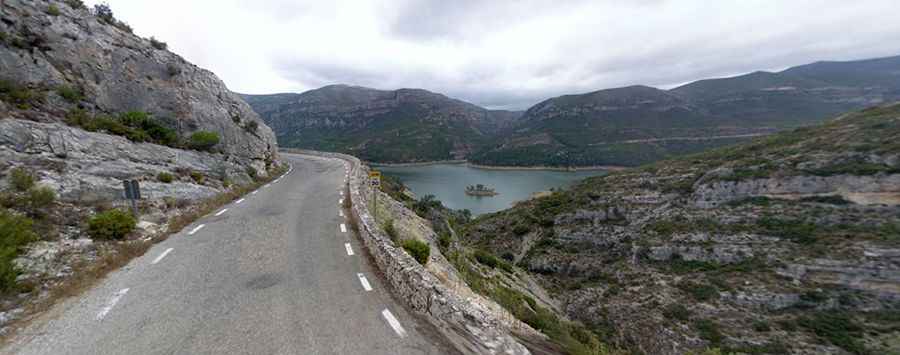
[695,319,724,346]
[66,110,180,148]
[383,219,398,242]
[149,37,167,50]
[0,79,44,110]
[663,304,691,321]
[8,167,35,191]
[243,121,258,133]
[87,209,136,240]
[64,0,85,9]
[400,239,429,265]
[157,172,174,183]
[798,312,867,354]
[190,171,204,184]
[757,217,818,244]
[189,131,220,151]
[678,281,718,302]
[753,320,771,332]
[47,4,61,16]
[27,186,56,211]
[0,210,37,292]
[56,85,83,103]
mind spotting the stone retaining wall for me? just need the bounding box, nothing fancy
[289,149,530,355]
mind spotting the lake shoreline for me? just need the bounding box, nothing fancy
[370,160,627,172]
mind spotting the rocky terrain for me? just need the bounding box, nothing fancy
[471,55,900,168]
[242,85,522,162]
[0,0,279,332]
[458,103,900,354]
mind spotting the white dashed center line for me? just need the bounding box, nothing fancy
[214,209,228,217]
[357,273,372,291]
[151,248,174,264]
[96,288,129,321]
[345,243,354,256]
[188,224,205,235]
[235,198,245,204]
[340,223,347,233]
[381,309,407,337]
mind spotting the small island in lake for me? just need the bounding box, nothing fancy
[465,184,498,197]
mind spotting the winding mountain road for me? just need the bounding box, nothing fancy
[4,154,453,355]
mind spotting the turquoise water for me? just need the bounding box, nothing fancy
[378,164,607,215]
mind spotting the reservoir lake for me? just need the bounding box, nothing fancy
[378,164,607,216]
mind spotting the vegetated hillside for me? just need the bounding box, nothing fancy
[241,85,522,163]
[460,104,900,354]
[472,55,900,168]
[0,0,280,329]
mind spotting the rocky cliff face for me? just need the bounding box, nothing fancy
[242,85,521,163]
[0,0,277,170]
[0,0,281,328]
[462,104,900,354]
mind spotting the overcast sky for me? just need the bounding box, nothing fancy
[87,0,900,109]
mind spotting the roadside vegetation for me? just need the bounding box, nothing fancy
[65,109,221,152]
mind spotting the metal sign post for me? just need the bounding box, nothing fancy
[368,171,381,223]
[123,179,141,217]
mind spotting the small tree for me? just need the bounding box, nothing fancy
[149,37,167,50]
[27,186,56,211]
[189,131,220,151]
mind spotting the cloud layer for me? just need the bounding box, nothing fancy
[89,0,900,109]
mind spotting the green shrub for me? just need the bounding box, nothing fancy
[56,85,83,103]
[9,167,35,191]
[189,131,220,151]
[383,219,399,241]
[400,239,429,265]
[87,209,136,240]
[512,224,530,235]
[695,319,724,346]
[149,37,167,50]
[0,210,37,292]
[27,186,56,211]
[797,313,867,354]
[245,166,259,181]
[437,230,451,250]
[474,249,500,268]
[0,80,43,110]
[663,304,691,321]
[64,0,85,9]
[47,4,61,16]
[758,217,818,244]
[678,281,718,302]
[243,121,258,133]
[753,320,771,332]
[157,172,174,183]
[190,171,204,184]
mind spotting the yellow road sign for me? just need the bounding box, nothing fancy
[368,171,381,179]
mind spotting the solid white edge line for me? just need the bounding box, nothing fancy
[188,224,205,235]
[235,198,245,204]
[96,288,130,321]
[214,209,228,216]
[381,309,407,337]
[339,199,343,204]
[340,223,347,233]
[339,210,344,217]
[345,243,354,256]
[357,273,372,291]
[151,248,174,264]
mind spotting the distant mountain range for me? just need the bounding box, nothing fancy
[240,85,521,162]
[243,54,900,166]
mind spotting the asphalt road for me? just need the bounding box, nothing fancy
[4,154,453,355]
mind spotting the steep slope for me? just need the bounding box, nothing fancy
[242,85,522,163]
[460,103,900,354]
[0,0,281,329]
[473,55,900,168]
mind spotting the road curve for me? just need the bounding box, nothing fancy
[3,154,454,355]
